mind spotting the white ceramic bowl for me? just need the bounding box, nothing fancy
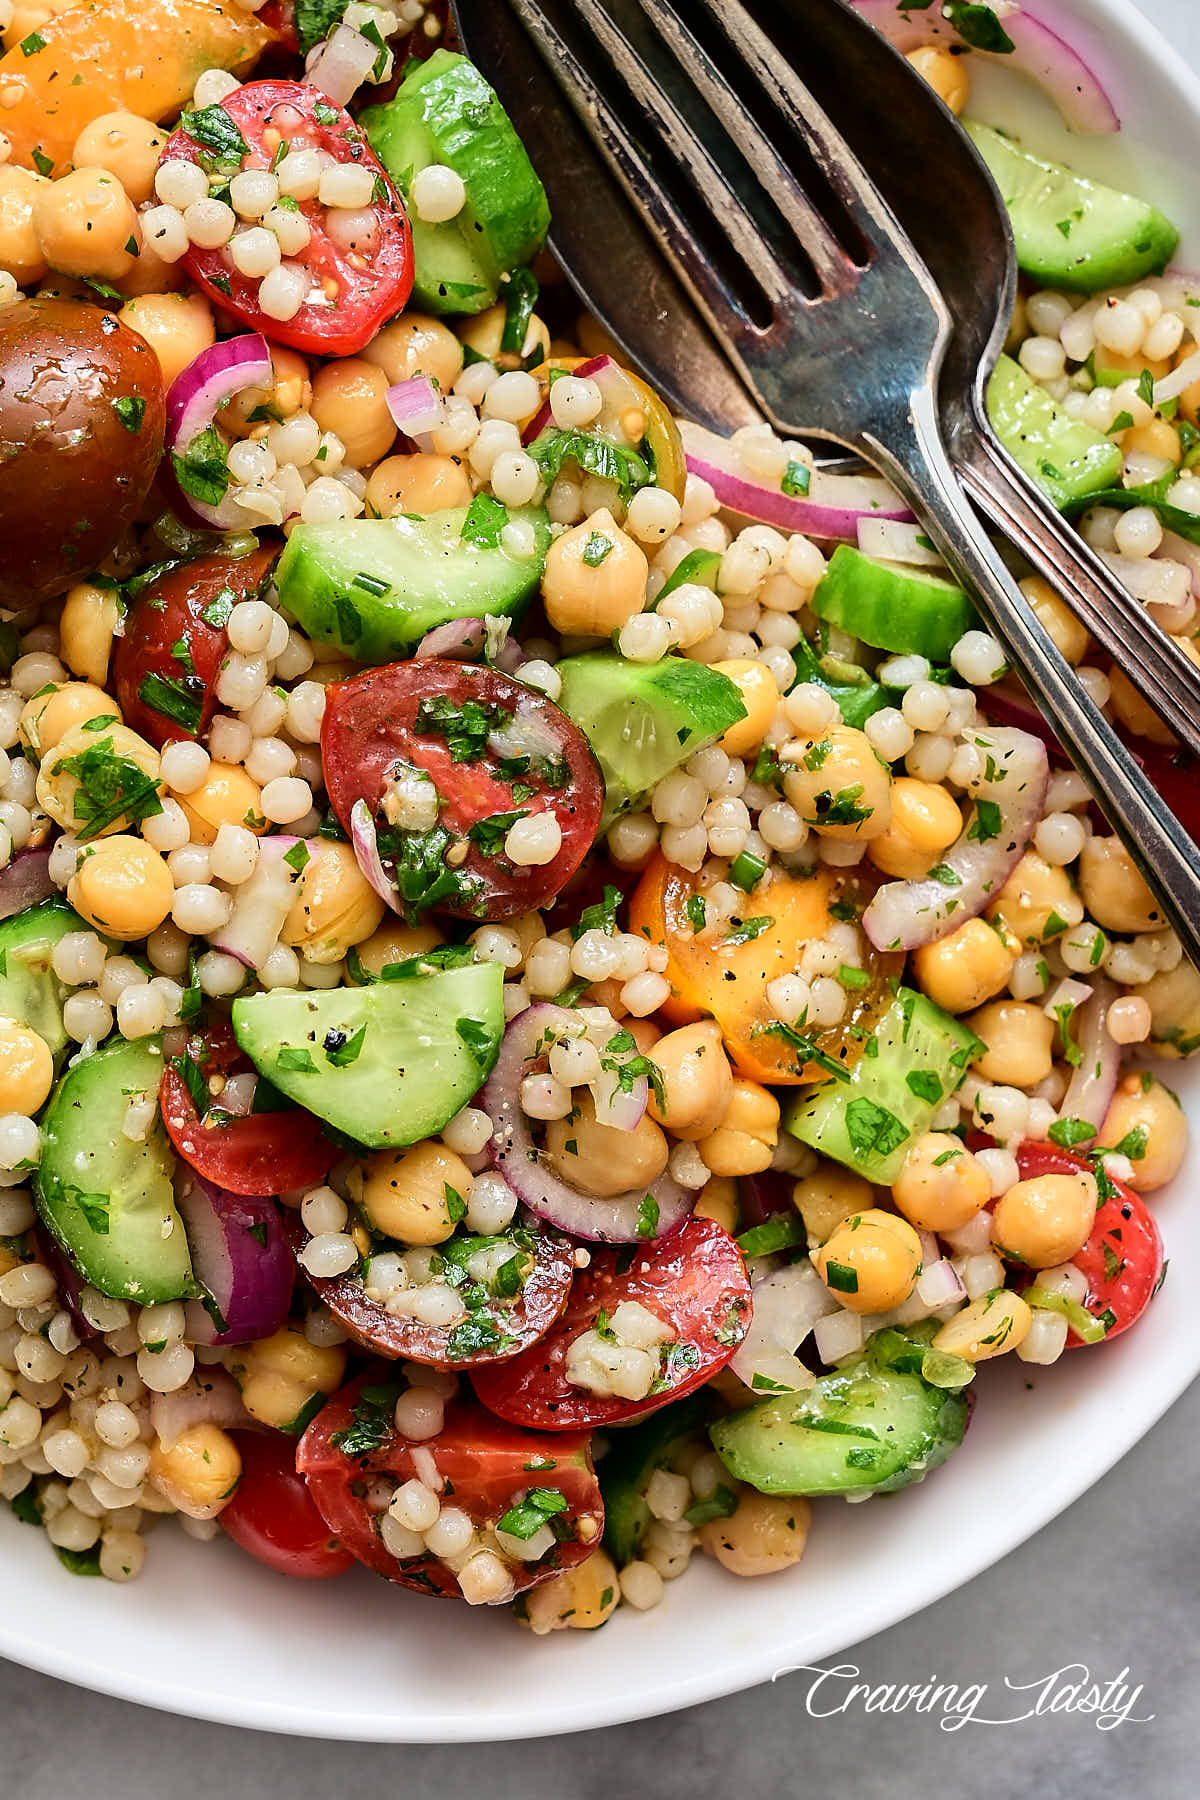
[3,0,1199,1742]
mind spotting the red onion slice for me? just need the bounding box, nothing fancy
[386,374,441,449]
[916,1258,967,1311]
[1055,976,1120,1133]
[849,0,1119,133]
[680,420,911,541]
[210,836,306,970]
[729,1262,836,1391]
[164,333,273,531]
[35,1226,98,1341]
[150,1368,253,1449]
[0,847,54,921]
[863,726,1048,951]
[174,1168,294,1347]
[349,798,402,914]
[304,22,381,106]
[412,617,528,673]
[483,1004,694,1242]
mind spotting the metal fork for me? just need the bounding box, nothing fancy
[454,0,1200,962]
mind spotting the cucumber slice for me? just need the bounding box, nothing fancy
[0,897,92,1065]
[555,651,747,827]
[966,121,1179,292]
[710,1356,968,1497]
[600,1393,709,1565]
[35,1036,195,1304]
[785,988,981,1184]
[231,961,505,1150]
[811,546,977,662]
[273,504,551,661]
[987,354,1123,510]
[653,547,721,607]
[791,635,900,733]
[362,51,551,317]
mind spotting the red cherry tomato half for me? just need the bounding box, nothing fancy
[297,1376,602,1597]
[471,1215,752,1430]
[321,659,604,922]
[220,1431,353,1579]
[1015,1142,1164,1346]
[160,1017,336,1197]
[113,545,277,748]
[161,81,413,357]
[283,1212,576,1368]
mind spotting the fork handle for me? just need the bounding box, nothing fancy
[952,426,1200,761]
[865,389,1200,966]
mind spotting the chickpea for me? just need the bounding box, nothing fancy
[67,835,174,939]
[694,1174,739,1234]
[1107,665,1174,746]
[351,1140,474,1245]
[867,777,961,879]
[177,764,265,844]
[782,726,893,841]
[114,230,187,300]
[932,1289,1032,1363]
[0,165,49,286]
[19,682,118,761]
[71,113,167,205]
[967,1000,1055,1088]
[697,1078,779,1178]
[1078,836,1164,934]
[905,45,969,114]
[365,452,473,518]
[460,303,551,374]
[544,1091,669,1196]
[310,359,396,469]
[542,508,648,637]
[1018,575,1090,666]
[699,1490,811,1577]
[230,1327,347,1432]
[647,1021,733,1141]
[222,344,311,435]
[1134,958,1200,1058]
[280,839,385,964]
[0,1018,54,1116]
[149,1423,242,1520]
[812,1207,923,1313]
[991,1170,1097,1269]
[892,1133,992,1233]
[1099,1071,1186,1192]
[118,292,215,390]
[791,1163,874,1245]
[58,582,122,686]
[1123,417,1182,467]
[352,919,444,979]
[37,720,161,838]
[986,850,1084,944]
[361,312,464,390]
[1178,341,1200,428]
[911,916,1017,1014]
[712,659,777,757]
[521,1548,619,1634]
[33,167,139,280]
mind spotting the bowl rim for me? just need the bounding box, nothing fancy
[3,0,1200,1744]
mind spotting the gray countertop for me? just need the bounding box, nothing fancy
[6,0,1197,1787]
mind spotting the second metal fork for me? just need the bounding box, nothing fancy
[462,0,1200,963]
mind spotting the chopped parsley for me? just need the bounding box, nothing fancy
[414,694,509,763]
[112,395,146,434]
[323,1023,366,1068]
[460,492,510,549]
[528,428,653,502]
[54,735,163,839]
[844,1096,909,1162]
[179,104,251,171]
[1048,1117,1096,1149]
[328,1382,403,1456]
[496,1486,568,1540]
[172,426,229,509]
[582,532,614,567]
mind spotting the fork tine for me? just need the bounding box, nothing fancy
[548,0,797,309]
[506,0,785,339]
[689,0,914,255]
[630,0,857,296]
